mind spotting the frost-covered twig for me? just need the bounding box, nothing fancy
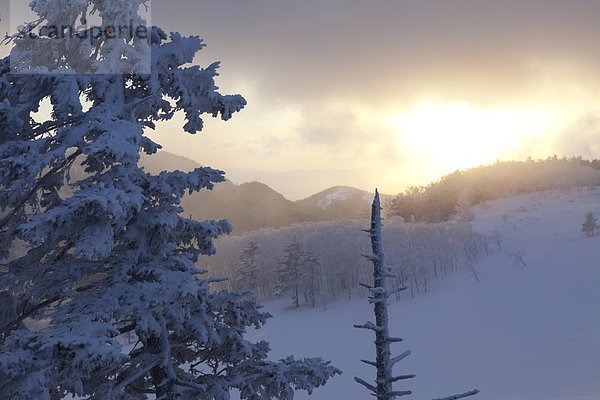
[432,389,480,400]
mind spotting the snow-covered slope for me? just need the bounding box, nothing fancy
[295,186,393,220]
[297,186,375,209]
[247,187,600,400]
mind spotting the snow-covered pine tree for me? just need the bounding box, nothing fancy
[581,211,599,237]
[300,248,320,308]
[0,1,340,398]
[354,190,478,400]
[455,190,474,222]
[275,239,304,308]
[235,241,261,296]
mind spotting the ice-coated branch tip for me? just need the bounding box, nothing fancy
[432,389,480,400]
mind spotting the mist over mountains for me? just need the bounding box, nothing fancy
[140,152,600,234]
[140,152,382,234]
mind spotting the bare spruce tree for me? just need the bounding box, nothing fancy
[354,190,479,400]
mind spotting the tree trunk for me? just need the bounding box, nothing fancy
[145,333,177,400]
[354,191,413,399]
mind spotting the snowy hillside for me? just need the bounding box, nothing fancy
[296,186,375,209]
[244,187,600,400]
[295,186,393,220]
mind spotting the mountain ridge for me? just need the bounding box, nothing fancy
[141,151,383,233]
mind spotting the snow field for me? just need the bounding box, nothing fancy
[247,188,600,400]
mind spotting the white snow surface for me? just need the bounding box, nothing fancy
[314,186,374,209]
[246,187,600,400]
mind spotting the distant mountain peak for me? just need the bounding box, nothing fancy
[298,186,374,209]
[139,152,388,233]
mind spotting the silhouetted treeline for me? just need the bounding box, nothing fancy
[388,156,600,222]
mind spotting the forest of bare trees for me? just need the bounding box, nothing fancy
[202,218,496,307]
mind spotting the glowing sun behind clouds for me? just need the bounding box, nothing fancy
[391,101,558,179]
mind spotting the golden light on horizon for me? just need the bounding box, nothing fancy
[390,101,559,177]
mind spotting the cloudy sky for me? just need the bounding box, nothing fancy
[4,1,600,199]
